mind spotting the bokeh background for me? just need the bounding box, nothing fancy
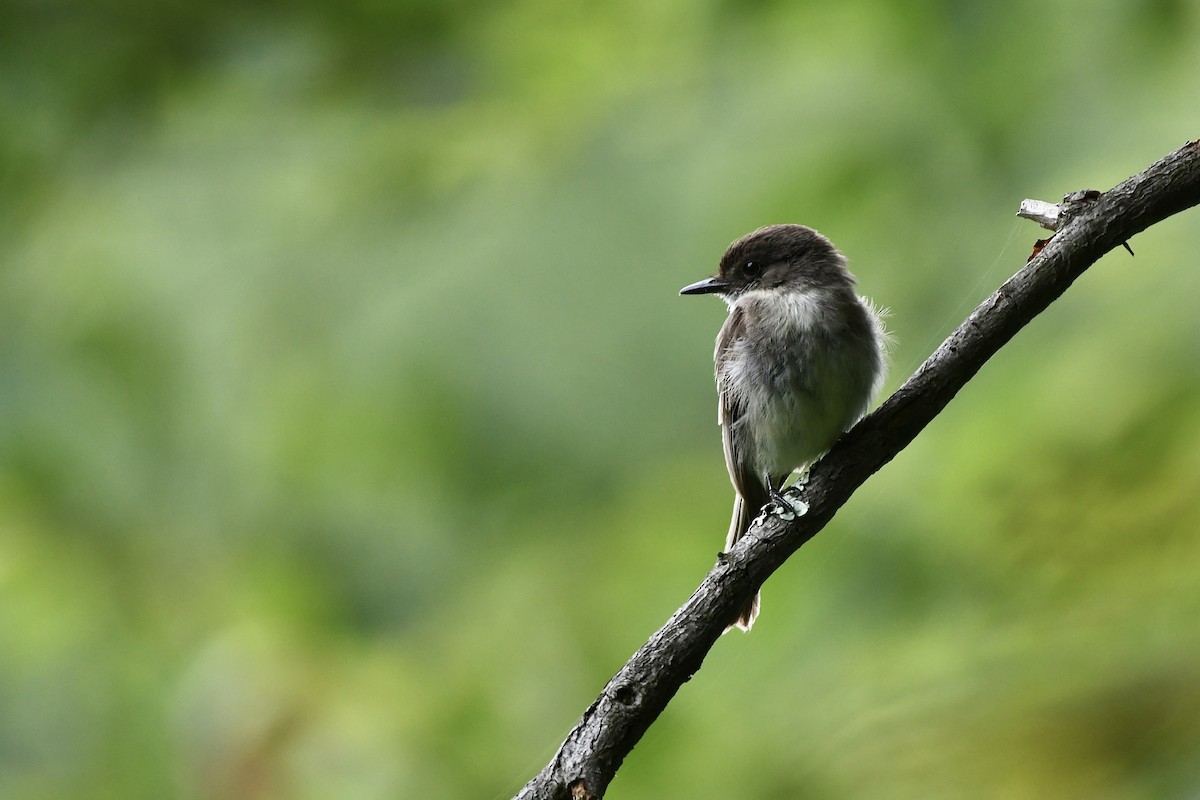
[3,1,1200,798]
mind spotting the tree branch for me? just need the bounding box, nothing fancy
[515,140,1200,800]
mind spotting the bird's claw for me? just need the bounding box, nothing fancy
[768,485,809,521]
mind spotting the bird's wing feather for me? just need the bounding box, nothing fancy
[715,306,765,513]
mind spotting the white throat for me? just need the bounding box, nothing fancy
[732,288,829,332]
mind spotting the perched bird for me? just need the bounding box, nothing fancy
[680,224,888,631]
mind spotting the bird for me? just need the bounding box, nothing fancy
[680,224,888,631]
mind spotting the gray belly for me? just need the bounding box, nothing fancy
[739,337,878,477]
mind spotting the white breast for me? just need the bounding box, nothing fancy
[722,288,885,478]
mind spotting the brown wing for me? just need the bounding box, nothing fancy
[715,306,748,496]
[715,307,769,540]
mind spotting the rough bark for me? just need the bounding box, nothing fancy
[515,140,1200,800]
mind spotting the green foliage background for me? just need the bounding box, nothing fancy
[3,1,1200,798]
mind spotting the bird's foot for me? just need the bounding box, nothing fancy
[768,485,809,521]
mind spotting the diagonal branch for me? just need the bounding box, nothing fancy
[515,139,1200,800]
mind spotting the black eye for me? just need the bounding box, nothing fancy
[743,260,762,278]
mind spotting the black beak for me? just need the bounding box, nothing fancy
[679,276,729,296]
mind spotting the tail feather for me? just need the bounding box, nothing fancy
[724,492,765,632]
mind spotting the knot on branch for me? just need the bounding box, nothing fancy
[610,683,639,707]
